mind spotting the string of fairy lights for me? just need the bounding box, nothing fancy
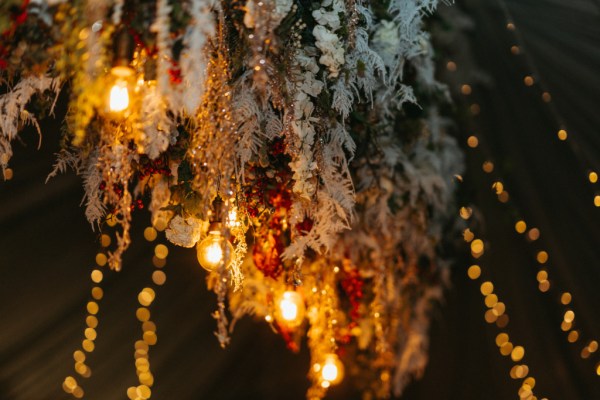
[460,216,544,399]
[496,0,600,208]
[62,231,113,398]
[126,224,169,400]
[449,1,600,390]
[62,218,169,400]
[480,164,599,369]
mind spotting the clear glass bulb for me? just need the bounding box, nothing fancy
[276,291,305,328]
[321,353,344,384]
[109,80,130,112]
[196,231,233,272]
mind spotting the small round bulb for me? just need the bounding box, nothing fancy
[321,353,344,385]
[109,80,130,112]
[196,231,233,272]
[275,291,305,328]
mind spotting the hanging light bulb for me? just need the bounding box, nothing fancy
[275,290,305,328]
[319,353,344,386]
[107,26,135,114]
[196,230,233,272]
[109,68,131,112]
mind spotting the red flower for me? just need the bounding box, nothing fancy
[168,67,182,84]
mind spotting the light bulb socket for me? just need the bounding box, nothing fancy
[112,26,135,70]
[208,221,223,232]
[143,57,157,81]
[209,197,225,223]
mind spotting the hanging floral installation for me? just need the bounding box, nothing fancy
[0,0,462,398]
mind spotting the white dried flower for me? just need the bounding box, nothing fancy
[165,215,203,248]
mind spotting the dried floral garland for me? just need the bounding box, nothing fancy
[0,0,461,398]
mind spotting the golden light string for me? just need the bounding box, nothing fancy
[127,225,168,400]
[488,174,599,372]
[460,212,545,399]
[456,67,600,376]
[62,232,113,398]
[496,0,600,208]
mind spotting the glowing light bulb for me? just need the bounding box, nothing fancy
[275,291,305,328]
[320,353,344,385]
[109,80,129,112]
[196,231,233,272]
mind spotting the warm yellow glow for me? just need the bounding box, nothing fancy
[227,208,240,228]
[467,265,481,280]
[281,298,297,320]
[461,84,472,95]
[95,253,107,266]
[557,129,568,141]
[206,242,223,264]
[527,228,540,241]
[154,244,168,259]
[496,333,509,347]
[564,310,575,323]
[144,227,158,242]
[152,270,166,286]
[100,234,111,247]
[511,346,525,362]
[196,231,233,271]
[523,76,534,86]
[568,330,579,343]
[561,292,572,305]
[480,281,494,296]
[321,354,344,384]
[542,92,551,102]
[515,220,527,234]
[467,135,478,148]
[276,291,305,327]
[536,270,548,282]
[109,80,130,112]
[536,251,548,264]
[471,239,484,256]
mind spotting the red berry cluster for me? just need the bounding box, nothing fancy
[341,268,364,321]
[137,158,171,180]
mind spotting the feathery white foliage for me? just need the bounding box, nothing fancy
[180,0,216,114]
[232,78,265,179]
[111,0,125,25]
[312,0,346,78]
[331,79,355,120]
[151,0,177,110]
[46,147,84,183]
[0,75,60,173]
[393,285,443,396]
[139,84,173,159]
[287,50,323,201]
[81,150,106,229]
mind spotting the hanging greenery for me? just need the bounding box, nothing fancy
[0,0,462,398]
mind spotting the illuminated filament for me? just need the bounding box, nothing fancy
[204,242,223,265]
[276,291,305,328]
[109,80,129,112]
[320,353,344,385]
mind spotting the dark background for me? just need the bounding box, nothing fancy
[1,0,599,399]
